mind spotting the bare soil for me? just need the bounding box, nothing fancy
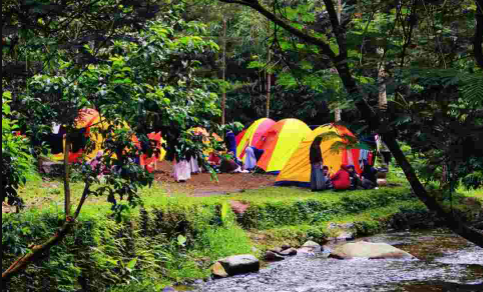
[153,161,277,196]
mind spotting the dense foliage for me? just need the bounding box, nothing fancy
[2,0,483,285]
[1,91,34,208]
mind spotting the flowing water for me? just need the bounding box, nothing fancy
[190,229,482,292]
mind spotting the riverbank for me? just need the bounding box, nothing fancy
[2,174,482,292]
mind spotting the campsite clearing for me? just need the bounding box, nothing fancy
[153,161,276,196]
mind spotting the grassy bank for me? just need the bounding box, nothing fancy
[3,175,482,292]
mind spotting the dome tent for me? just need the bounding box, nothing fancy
[52,108,165,172]
[275,124,362,187]
[255,119,312,173]
[236,118,276,160]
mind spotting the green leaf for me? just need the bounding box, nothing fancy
[177,235,187,246]
[126,258,137,270]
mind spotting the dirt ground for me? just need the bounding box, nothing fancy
[153,160,277,196]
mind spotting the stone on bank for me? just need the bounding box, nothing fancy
[329,241,415,260]
[212,254,260,277]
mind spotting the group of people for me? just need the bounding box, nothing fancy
[309,137,380,192]
[173,130,263,182]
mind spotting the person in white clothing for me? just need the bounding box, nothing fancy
[173,159,191,182]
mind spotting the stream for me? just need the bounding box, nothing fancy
[190,229,482,292]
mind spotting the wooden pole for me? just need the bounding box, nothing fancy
[63,134,71,217]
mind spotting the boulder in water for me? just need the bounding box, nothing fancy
[330,241,414,260]
[218,254,260,276]
[302,240,322,251]
[265,251,285,261]
[279,248,297,256]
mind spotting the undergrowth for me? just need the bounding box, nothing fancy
[3,178,481,292]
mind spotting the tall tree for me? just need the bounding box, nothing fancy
[2,1,222,283]
[216,0,483,247]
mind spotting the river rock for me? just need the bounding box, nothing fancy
[281,243,291,250]
[269,247,283,253]
[301,240,322,252]
[296,247,316,256]
[265,251,285,261]
[279,248,297,256]
[211,261,228,278]
[327,223,356,241]
[218,255,260,276]
[162,287,177,292]
[329,241,414,260]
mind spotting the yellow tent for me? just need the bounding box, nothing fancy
[275,124,362,187]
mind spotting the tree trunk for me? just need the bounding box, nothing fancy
[221,18,227,125]
[377,48,387,111]
[334,62,483,248]
[266,49,271,118]
[63,135,72,217]
[474,0,483,69]
[2,183,90,284]
[334,0,343,122]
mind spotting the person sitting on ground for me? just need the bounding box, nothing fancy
[218,153,249,173]
[347,164,362,190]
[228,151,244,169]
[321,166,334,189]
[244,146,264,171]
[360,160,378,189]
[208,151,222,166]
[330,164,351,191]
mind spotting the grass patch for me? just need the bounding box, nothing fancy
[5,172,481,292]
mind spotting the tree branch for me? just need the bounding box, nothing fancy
[219,0,337,60]
[2,218,75,283]
[323,0,348,60]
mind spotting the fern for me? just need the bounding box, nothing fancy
[406,68,483,105]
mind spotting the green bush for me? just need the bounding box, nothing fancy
[237,187,416,230]
[2,91,34,207]
[2,197,255,292]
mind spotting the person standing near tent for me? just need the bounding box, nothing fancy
[173,155,191,183]
[225,130,237,157]
[375,134,391,169]
[330,164,351,191]
[310,136,325,191]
